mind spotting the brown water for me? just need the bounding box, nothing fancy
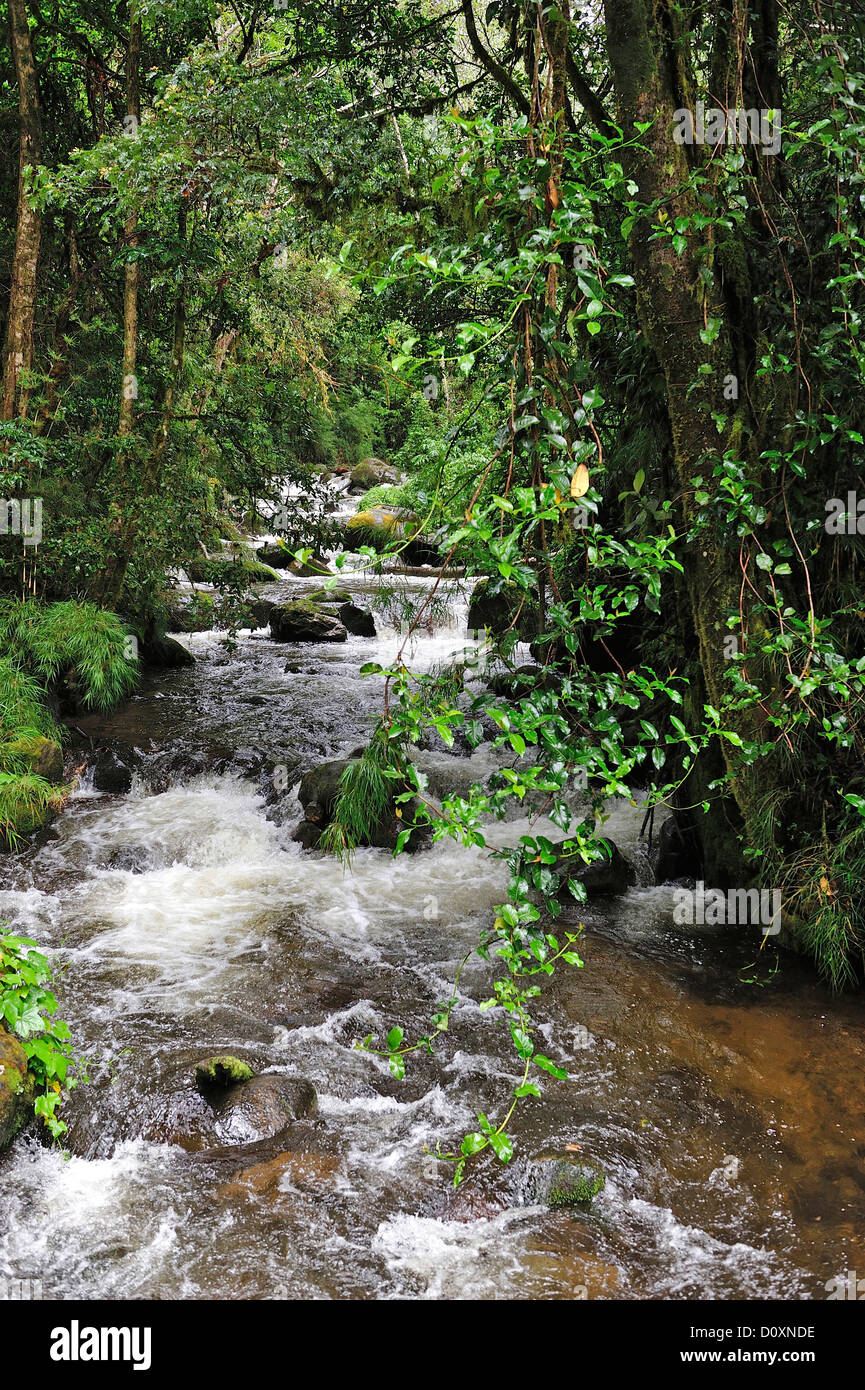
[1,574,863,1300]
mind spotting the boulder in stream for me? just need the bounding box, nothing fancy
[530,1153,607,1209]
[140,633,195,668]
[295,753,431,852]
[269,600,347,643]
[553,837,635,899]
[338,602,376,637]
[212,1074,318,1144]
[195,1056,256,1091]
[90,744,138,794]
[349,457,401,490]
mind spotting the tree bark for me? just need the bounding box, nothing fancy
[118,2,142,438]
[2,0,42,422]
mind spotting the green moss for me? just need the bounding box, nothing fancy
[195,1055,255,1090]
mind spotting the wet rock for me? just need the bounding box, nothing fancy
[307,588,352,604]
[349,457,400,491]
[216,1150,341,1204]
[553,837,635,898]
[195,1056,256,1091]
[530,1154,606,1209]
[248,597,276,627]
[4,734,64,784]
[212,1074,318,1144]
[291,820,322,850]
[90,744,138,794]
[296,753,431,852]
[102,844,154,874]
[0,1027,34,1149]
[140,633,195,668]
[255,543,292,569]
[653,813,702,884]
[269,600,347,643]
[298,754,363,825]
[338,602,376,637]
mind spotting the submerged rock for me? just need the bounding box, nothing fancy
[216,1150,341,1204]
[531,1154,607,1209]
[269,600,347,644]
[90,744,138,794]
[0,1027,34,1149]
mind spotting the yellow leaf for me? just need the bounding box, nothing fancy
[570,463,590,498]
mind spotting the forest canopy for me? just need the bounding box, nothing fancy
[2,0,865,996]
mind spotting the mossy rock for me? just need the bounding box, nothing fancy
[307,588,353,604]
[4,734,64,784]
[195,1056,256,1092]
[350,457,400,489]
[0,1026,35,1149]
[533,1155,607,1209]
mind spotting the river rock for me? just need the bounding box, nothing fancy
[249,597,276,627]
[298,754,363,824]
[140,633,195,668]
[349,457,401,490]
[269,600,347,643]
[90,744,138,794]
[4,734,64,784]
[288,552,332,578]
[653,813,702,884]
[291,820,322,850]
[553,837,635,898]
[195,1056,256,1091]
[0,1027,34,1149]
[530,1154,607,1208]
[338,602,376,637]
[212,1074,318,1144]
[307,588,352,604]
[216,1150,342,1204]
[296,753,431,852]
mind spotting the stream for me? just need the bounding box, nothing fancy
[1,564,864,1301]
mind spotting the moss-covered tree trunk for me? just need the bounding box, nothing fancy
[601,0,783,865]
[1,0,42,422]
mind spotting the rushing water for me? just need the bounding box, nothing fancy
[1,569,864,1301]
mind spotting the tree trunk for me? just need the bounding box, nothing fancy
[118,3,142,438]
[601,0,779,854]
[2,0,42,422]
